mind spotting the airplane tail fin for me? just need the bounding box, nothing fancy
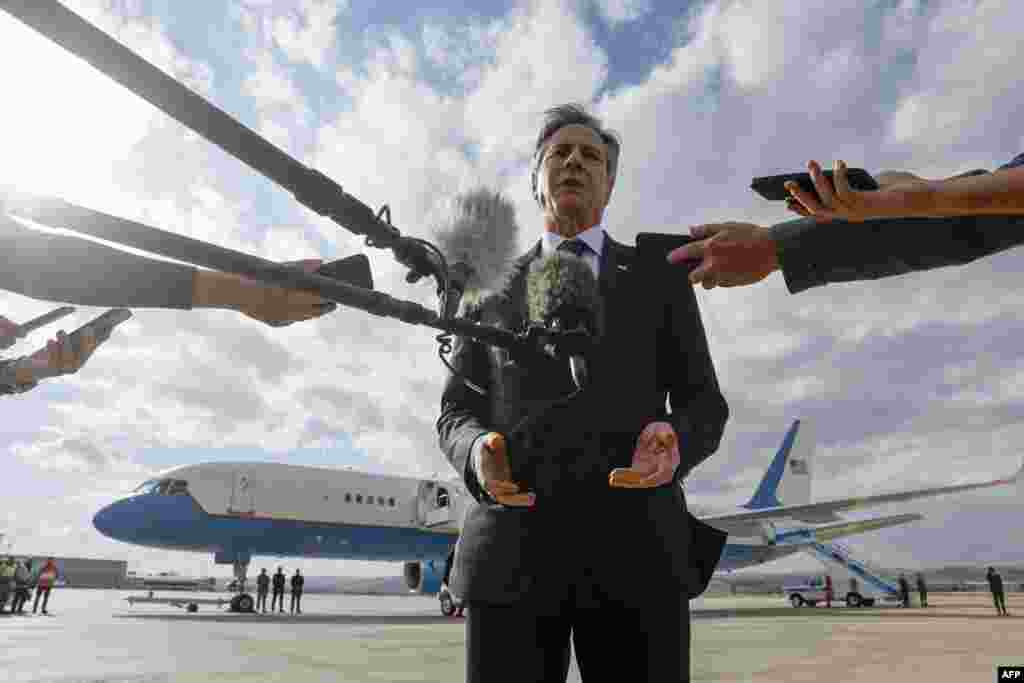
[743,419,815,510]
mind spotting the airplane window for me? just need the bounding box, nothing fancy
[377,496,384,505]
[132,480,158,495]
[168,480,189,495]
[436,488,449,508]
[388,497,395,507]
[345,493,352,503]
[355,494,362,503]
[156,480,173,495]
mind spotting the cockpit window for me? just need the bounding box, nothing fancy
[135,479,189,496]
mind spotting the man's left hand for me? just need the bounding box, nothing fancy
[609,421,680,488]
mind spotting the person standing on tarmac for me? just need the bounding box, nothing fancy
[13,558,34,614]
[824,575,833,608]
[290,569,304,615]
[256,569,270,614]
[898,574,911,608]
[32,558,58,615]
[988,567,1009,616]
[916,573,928,608]
[271,567,286,613]
[0,556,15,613]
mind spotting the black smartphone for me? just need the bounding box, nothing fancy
[751,168,879,202]
[636,232,698,274]
[16,306,76,335]
[66,308,133,352]
[315,254,374,291]
[20,308,132,380]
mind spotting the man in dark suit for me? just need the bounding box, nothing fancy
[256,568,270,613]
[271,567,286,613]
[668,154,1024,293]
[437,104,729,682]
[290,569,304,614]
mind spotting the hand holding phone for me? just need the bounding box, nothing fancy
[751,167,879,202]
[23,308,132,380]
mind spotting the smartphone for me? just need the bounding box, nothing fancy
[9,308,132,381]
[315,254,374,291]
[636,232,698,274]
[751,168,879,202]
[66,308,133,351]
[16,306,76,335]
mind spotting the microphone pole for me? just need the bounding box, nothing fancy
[0,0,437,283]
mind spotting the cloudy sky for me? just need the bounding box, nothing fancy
[1,0,1022,581]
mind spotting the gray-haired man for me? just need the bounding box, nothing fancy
[438,104,728,682]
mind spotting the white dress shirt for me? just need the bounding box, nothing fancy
[470,224,606,497]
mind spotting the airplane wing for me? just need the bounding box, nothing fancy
[700,459,1022,536]
[774,512,923,545]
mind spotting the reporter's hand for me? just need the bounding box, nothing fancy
[784,160,911,223]
[666,223,778,289]
[234,259,337,327]
[1,315,24,350]
[478,433,535,507]
[27,328,100,376]
[609,421,680,489]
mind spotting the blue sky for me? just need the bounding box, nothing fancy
[1,0,1023,580]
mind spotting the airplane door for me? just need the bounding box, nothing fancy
[228,473,255,516]
[417,481,453,528]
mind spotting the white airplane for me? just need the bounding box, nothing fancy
[93,420,1022,613]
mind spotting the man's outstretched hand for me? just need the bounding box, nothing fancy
[667,223,778,290]
[478,432,535,507]
[609,421,680,488]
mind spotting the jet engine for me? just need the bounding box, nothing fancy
[403,560,444,595]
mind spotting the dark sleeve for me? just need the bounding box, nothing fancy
[770,213,1024,294]
[663,264,729,481]
[0,215,196,308]
[435,305,494,502]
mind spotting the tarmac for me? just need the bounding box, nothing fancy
[0,589,1020,682]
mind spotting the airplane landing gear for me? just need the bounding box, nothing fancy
[228,558,255,613]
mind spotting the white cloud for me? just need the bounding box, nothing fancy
[4,0,1024,577]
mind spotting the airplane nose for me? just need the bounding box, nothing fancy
[93,502,118,538]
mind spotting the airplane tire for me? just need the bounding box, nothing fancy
[187,603,198,613]
[237,594,255,613]
[440,592,456,617]
[846,593,862,608]
[790,594,804,608]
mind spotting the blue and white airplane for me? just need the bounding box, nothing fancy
[93,420,1021,613]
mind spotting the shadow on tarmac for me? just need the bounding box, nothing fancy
[114,612,463,625]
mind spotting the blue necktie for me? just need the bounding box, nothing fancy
[557,239,588,258]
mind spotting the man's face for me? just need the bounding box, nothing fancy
[538,124,613,228]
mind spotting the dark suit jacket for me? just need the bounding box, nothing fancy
[771,156,1024,294]
[437,233,729,610]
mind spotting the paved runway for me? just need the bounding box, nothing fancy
[1,590,1019,681]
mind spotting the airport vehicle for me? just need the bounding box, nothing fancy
[782,573,880,608]
[93,420,1022,614]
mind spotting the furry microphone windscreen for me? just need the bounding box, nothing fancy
[526,251,604,339]
[429,187,520,296]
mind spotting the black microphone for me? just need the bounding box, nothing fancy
[428,187,520,319]
[526,251,603,389]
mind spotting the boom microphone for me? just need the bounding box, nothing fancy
[428,187,520,319]
[526,251,604,389]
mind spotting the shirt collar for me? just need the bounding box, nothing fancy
[541,223,605,257]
